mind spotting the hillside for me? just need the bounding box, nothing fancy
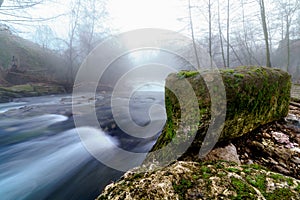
[0,30,69,102]
[0,29,68,86]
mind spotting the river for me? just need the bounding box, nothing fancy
[0,91,166,200]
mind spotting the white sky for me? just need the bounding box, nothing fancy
[107,0,187,32]
[0,0,188,40]
[0,0,284,48]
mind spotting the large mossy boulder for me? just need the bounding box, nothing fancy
[148,66,291,162]
[98,161,300,200]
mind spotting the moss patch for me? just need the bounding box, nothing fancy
[0,83,65,103]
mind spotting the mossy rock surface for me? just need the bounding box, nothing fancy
[97,161,300,200]
[149,66,291,162]
[0,83,65,102]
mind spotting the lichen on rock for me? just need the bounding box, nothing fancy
[97,161,300,200]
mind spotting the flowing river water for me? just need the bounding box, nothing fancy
[0,91,166,200]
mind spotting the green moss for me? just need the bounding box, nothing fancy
[252,174,266,191]
[177,71,199,79]
[270,173,286,181]
[8,84,34,92]
[223,69,235,74]
[231,177,257,199]
[192,174,199,179]
[264,188,295,199]
[295,184,300,193]
[173,178,193,200]
[227,167,241,173]
[234,73,245,78]
[243,168,251,174]
[201,166,211,173]
[250,164,263,170]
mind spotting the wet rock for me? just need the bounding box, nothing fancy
[201,143,241,165]
[97,161,300,200]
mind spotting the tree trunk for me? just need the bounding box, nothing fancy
[226,0,230,68]
[286,15,290,72]
[218,0,226,68]
[259,0,272,67]
[188,0,201,69]
[208,0,213,68]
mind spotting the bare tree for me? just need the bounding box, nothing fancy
[258,0,272,67]
[77,0,108,60]
[57,0,109,89]
[226,0,230,68]
[0,0,62,26]
[33,25,56,49]
[276,0,300,71]
[217,0,226,68]
[65,0,81,87]
[208,0,213,67]
[188,0,200,68]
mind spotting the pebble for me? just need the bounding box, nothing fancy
[275,165,290,174]
[269,157,278,165]
[246,159,254,165]
[251,141,264,150]
[291,157,300,164]
[279,161,288,169]
[262,132,271,139]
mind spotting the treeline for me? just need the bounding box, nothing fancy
[186,0,300,81]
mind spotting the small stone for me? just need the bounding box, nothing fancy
[279,161,288,168]
[275,165,290,174]
[201,143,241,165]
[251,141,264,150]
[246,159,254,165]
[285,143,295,148]
[262,132,271,139]
[271,131,290,144]
[269,158,278,165]
[291,157,300,164]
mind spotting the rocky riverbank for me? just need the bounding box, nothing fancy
[0,83,66,103]
[233,104,300,180]
[98,103,300,200]
[97,67,300,199]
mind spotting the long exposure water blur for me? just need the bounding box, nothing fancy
[0,91,165,200]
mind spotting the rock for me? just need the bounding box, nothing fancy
[271,131,290,144]
[97,161,300,200]
[148,66,291,163]
[0,83,65,102]
[246,159,254,165]
[232,107,300,180]
[275,165,290,175]
[201,143,241,165]
[262,132,272,139]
